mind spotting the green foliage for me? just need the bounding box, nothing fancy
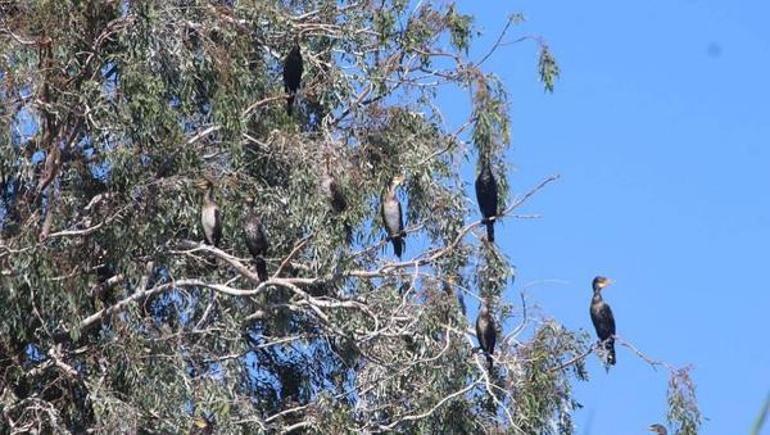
[513,323,590,435]
[538,43,560,93]
[446,5,473,54]
[667,367,702,435]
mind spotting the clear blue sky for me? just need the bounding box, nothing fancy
[443,1,770,433]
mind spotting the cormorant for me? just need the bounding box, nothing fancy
[380,174,405,258]
[475,297,496,371]
[282,39,303,115]
[321,172,347,214]
[590,276,616,365]
[198,178,222,247]
[648,424,667,435]
[243,199,269,282]
[322,169,352,243]
[443,276,466,316]
[474,160,498,242]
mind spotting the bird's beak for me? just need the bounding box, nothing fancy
[605,278,614,287]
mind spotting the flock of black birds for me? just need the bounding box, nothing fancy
[197,39,619,386]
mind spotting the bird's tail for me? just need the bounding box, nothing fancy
[343,222,353,245]
[391,236,405,258]
[485,220,495,243]
[255,257,268,282]
[606,337,616,365]
[286,93,295,115]
[486,353,493,372]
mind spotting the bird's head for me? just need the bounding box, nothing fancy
[391,174,405,188]
[320,173,335,193]
[479,159,493,173]
[592,276,613,292]
[478,295,492,312]
[648,424,667,435]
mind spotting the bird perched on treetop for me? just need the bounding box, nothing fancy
[197,177,222,247]
[282,37,303,115]
[475,158,498,243]
[243,198,269,282]
[380,174,406,258]
[475,297,497,371]
[589,276,617,366]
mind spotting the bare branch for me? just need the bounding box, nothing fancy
[375,379,481,431]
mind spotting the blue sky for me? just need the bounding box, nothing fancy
[446,1,770,433]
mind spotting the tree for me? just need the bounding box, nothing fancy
[0,1,700,433]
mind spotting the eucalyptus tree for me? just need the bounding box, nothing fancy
[0,1,700,433]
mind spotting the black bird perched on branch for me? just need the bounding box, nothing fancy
[282,39,303,115]
[243,199,269,282]
[381,174,406,258]
[197,178,222,247]
[648,424,668,435]
[590,276,616,366]
[475,297,497,371]
[475,159,498,242]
